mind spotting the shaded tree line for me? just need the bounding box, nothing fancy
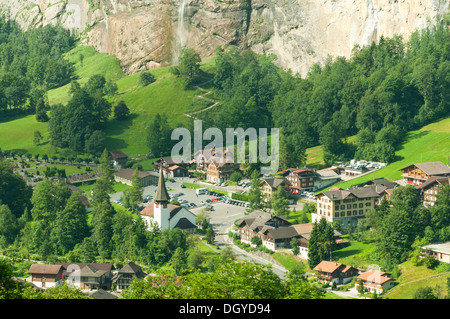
[0,18,75,115]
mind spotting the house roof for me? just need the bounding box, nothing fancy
[28,264,63,275]
[313,261,343,273]
[400,161,450,176]
[113,168,150,181]
[266,226,299,240]
[357,270,392,284]
[110,150,128,160]
[318,185,380,201]
[140,204,181,218]
[262,177,290,189]
[119,262,143,274]
[71,264,107,277]
[417,176,450,190]
[174,217,197,229]
[365,178,397,189]
[422,241,450,255]
[236,211,290,231]
[55,263,115,275]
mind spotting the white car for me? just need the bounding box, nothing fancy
[199,201,205,205]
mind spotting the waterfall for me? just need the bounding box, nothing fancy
[174,0,188,64]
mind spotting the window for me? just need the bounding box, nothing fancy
[336,205,340,210]
[359,203,363,208]
[353,210,357,215]
[359,210,363,215]
[353,204,357,209]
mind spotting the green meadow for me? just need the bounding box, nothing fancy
[317,116,450,190]
[1,45,217,158]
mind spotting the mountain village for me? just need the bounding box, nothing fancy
[6,145,450,299]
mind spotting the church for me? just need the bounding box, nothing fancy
[140,167,197,233]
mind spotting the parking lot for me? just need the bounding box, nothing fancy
[109,177,251,213]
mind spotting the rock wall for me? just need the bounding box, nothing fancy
[0,0,447,76]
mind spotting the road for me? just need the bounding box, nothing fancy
[109,176,290,279]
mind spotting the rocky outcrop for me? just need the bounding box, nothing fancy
[0,0,447,76]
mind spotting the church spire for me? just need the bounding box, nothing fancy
[154,166,170,204]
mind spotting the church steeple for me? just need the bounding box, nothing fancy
[154,166,169,204]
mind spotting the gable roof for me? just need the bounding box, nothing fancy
[119,262,143,274]
[266,226,299,239]
[313,261,343,273]
[418,176,450,190]
[318,185,379,201]
[55,263,115,276]
[357,270,392,284]
[28,264,64,275]
[113,168,150,181]
[174,217,197,229]
[110,150,128,160]
[365,178,397,189]
[236,211,290,230]
[262,177,290,189]
[400,161,450,176]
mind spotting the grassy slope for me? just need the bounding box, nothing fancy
[312,116,450,190]
[0,45,215,157]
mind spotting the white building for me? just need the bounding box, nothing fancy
[140,167,197,233]
[422,242,450,264]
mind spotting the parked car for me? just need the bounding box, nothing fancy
[181,184,186,188]
[199,201,205,205]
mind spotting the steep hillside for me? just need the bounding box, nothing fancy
[0,0,447,76]
[319,116,450,190]
[0,45,216,157]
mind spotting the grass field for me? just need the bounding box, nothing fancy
[383,261,450,299]
[0,45,216,158]
[321,116,450,190]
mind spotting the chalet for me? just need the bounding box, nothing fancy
[260,177,291,202]
[153,157,189,177]
[399,161,450,186]
[236,211,292,250]
[112,262,147,291]
[110,150,128,168]
[236,213,346,254]
[313,261,359,285]
[290,223,346,260]
[422,242,450,264]
[416,176,450,207]
[363,178,398,204]
[314,186,380,227]
[281,168,316,194]
[28,264,65,289]
[263,226,301,251]
[57,262,115,291]
[314,168,341,191]
[113,168,158,187]
[355,269,395,294]
[193,148,235,172]
[140,167,197,232]
[206,160,235,184]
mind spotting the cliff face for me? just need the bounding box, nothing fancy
[1,0,447,76]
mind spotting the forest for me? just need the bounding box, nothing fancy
[197,16,449,168]
[0,17,75,115]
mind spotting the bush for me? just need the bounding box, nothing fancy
[140,71,156,86]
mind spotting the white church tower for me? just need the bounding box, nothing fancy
[153,167,170,230]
